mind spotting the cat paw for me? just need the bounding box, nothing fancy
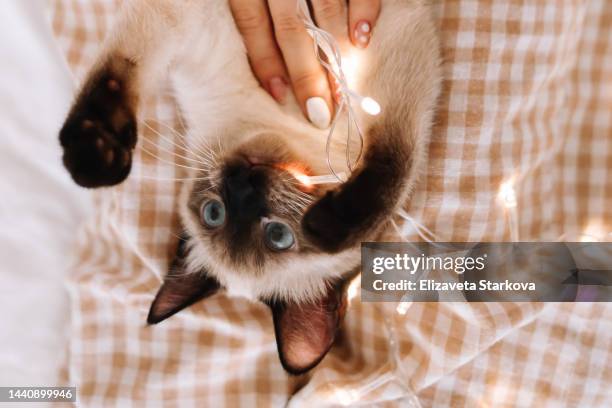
[303,183,380,253]
[303,159,396,252]
[302,190,355,252]
[59,70,137,188]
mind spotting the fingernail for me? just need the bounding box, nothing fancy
[354,20,371,49]
[268,77,288,104]
[306,97,331,129]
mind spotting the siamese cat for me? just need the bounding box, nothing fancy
[58,0,441,374]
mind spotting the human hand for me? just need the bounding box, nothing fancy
[229,0,381,129]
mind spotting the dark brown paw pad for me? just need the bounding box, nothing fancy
[60,119,135,188]
[59,67,137,188]
[302,168,387,252]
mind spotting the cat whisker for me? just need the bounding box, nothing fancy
[140,119,192,153]
[199,145,219,165]
[182,130,222,164]
[278,194,312,212]
[170,125,220,163]
[138,144,206,173]
[396,208,439,242]
[192,185,215,194]
[292,195,315,206]
[148,118,186,139]
[138,175,211,182]
[140,121,211,167]
[141,120,220,173]
[141,137,211,169]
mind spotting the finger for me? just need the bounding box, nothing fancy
[230,0,289,103]
[328,71,342,105]
[348,0,381,49]
[311,0,350,49]
[269,0,333,129]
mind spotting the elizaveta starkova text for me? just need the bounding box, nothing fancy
[372,279,536,291]
[372,253,487,275]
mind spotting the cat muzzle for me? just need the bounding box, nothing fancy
[222,159,268,222]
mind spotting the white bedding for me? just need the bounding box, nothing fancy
[0,0,92,387]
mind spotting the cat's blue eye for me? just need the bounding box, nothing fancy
[264,222,295,251]
[201,199,226,228]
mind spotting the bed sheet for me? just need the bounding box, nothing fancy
[50,0,612,407]
[0,0,92,388]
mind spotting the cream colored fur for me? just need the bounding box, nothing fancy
[93,0,441,303]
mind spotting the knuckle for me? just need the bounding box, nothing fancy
[251,54,282,71]
[349,0,380,19]
[274,14,303,39]
[316,0,345,21]
[233,7,268,33]
[292,71,322,93]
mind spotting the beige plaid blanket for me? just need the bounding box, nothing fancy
[51,0,612,406]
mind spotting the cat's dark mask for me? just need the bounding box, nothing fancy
[147,234,349,375]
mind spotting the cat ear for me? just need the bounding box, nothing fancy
[268,283,347,375]
[147,234,221,324]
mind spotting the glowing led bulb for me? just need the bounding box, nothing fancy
[294,172,312,187]
[279,166,311,187]
[396,301,412,315]
[334,388,356,406]
[499,181,517,208]
[360,96,381,116]
[307,172,347,184]
[499,178,519,241]
[580,221,605,242]
[280,163,347,187]
[347,277,360,302]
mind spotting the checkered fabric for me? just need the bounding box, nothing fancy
[50,0,612,406]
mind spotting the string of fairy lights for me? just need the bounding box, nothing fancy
[296,0,381,182]
[294,0,608,243]
[291,3,609,405]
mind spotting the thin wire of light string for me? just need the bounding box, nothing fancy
[297,0,365,181]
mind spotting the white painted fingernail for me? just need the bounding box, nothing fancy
[306,97,331,129]
[360,22,371,33]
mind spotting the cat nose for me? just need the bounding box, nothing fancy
[223,160,267,220]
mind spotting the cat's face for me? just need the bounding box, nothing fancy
[149,130,359,375]
[189,133,319,268]
[179,132,360,303]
